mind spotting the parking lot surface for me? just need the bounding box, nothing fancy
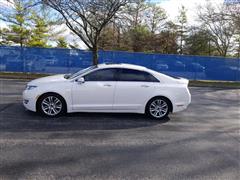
[0,79,239,180]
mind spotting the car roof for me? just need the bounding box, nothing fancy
[97,63,148,71]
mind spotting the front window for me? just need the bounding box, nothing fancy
[84,68,117,81]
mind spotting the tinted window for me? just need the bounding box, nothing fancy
[118,69,159,82]
[84,68,117,81]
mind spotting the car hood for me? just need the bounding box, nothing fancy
[29,74,67,85]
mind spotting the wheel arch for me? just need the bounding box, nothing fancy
[145,96,173,113]
[36,92,68,113]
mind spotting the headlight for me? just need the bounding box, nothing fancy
[25,85,37,90]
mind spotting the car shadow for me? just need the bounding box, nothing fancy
[0,103,170,132]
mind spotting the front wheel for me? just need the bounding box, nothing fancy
[37,93,66,117]
[146,97,170,120]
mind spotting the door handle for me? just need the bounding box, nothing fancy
[141,85,149,88]
[103,84,112,87]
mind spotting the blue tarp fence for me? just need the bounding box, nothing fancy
[0,46,239,81]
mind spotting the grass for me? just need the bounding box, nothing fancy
[0,72,239,88]
[0,72,48,80]
[189,80,240,88]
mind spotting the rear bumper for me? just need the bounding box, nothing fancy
[172,88,191,113]
[173,103,190,113]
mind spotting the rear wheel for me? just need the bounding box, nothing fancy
[37,93,66,117]
[146,97,170,120]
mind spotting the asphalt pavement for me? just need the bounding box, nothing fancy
[0,79,239,180]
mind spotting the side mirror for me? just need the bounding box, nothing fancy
[76,77,85,84]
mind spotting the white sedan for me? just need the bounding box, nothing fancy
[23,63,191,119]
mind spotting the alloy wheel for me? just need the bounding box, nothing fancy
[149,99,168,118]
[41,96,63,116]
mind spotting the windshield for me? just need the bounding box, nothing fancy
[65,66,97,79]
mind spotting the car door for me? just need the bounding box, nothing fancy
[113,68,159,111]
[71,68,117,111]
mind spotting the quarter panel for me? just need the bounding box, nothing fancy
[34,82,73,112]
[146,83,191,113]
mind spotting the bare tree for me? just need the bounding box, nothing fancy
[145,3,167,34]
[225,3,240,58]
[197,2,236,57]
[43,0,129,65]
[122,0,147,28]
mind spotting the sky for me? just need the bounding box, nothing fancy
[155,0,224,25]
[0,0,225,48]
[0,0,225,27]
[0,0,12,28]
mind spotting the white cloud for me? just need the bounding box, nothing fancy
[0,21,7,28]
[0,0,13,28]
[0,0,13,8]
[158,0,224,25]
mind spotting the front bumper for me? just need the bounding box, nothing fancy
[22,90,37,112]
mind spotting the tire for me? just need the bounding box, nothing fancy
[37,93,66,117]
[146,97,170,120]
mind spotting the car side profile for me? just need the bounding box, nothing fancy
[23,63,191,119]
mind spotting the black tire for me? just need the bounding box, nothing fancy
[146,97,171,120]
[37,93,66,117]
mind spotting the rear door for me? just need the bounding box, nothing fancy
[113,68,159,111]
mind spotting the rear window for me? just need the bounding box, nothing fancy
[118,68,159,82]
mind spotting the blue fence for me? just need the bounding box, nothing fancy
[0,46,239,81]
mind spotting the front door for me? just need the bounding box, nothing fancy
[71,68,117,111]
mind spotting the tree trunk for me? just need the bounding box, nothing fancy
[117,28,120,47]
[208,39,211,56]
[180,32,183,55]
[223,48,227,57]
[92,46,99,65]
[238,41,240,59]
